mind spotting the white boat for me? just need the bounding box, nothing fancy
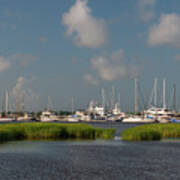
[17,113,32,121]
[144,79,175,123]
[75,111,92,121]
[0,117,15,122]
[40,110,59,122]
[108,103,125,121]
[107,115,123,121]
[122,116,155,123]
[144,107,174,123]
[67,114,80,122]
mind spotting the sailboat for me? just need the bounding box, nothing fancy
[40,96,59,122]
[122,79,155,123]
[67,97,80,122]
[107,91,125,121]
[144,79,174,123]
[0,91,15,122]
[16,93,32,121]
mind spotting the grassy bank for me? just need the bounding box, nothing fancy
[122,124,180,141]
[0,123,115,143]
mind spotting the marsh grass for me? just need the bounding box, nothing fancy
[0,123,115,143]
[122,124,180,141]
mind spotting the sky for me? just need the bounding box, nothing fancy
[0,0,180,112]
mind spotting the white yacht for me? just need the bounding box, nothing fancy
[75,111,92,121]
[144,79,175,123]
[0,116,15,122]
[17,113,32,121]
[40,110,59,122]
[144,107,174,123]
[122,79,155,123]
[107,103,126,121]
[122,116,155,123]
[67,114,80,122]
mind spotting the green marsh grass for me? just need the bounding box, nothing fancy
[0,123,115,143]
[122,124,180,141]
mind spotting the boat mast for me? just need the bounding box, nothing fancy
[154,78,158,107]
[135,78,138,114]
[163,79,166,108]
[22,92,25,114]
[111,85,115,110]
[173,84,176,112]
[16,94,19,118]
[101,88,105,108]
[5,90,9,114]
[48,96,52,111]
[71,96,74,114]
[118,92,120,108]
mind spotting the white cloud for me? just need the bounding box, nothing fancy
[0,56,11,72]
[62,0,107,48]
[88,49,142,82]
[11,77,39,110]
[148,14,180,47]
[137,0,155,22]
[83,74,98,85]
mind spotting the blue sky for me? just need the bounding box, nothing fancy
[0,0,180,111]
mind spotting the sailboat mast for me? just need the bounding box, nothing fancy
[163,79,166,108]
[48,96,51,111]
[135,78,138,114]
[173,84,176,112]
[16,94,19,117]
[154,78,158,107]
[111,86,115,110]
[118,92,120,108]
[5,91,9,114]
[71,96,74,114]
[22,93,25,114]
[101,88,105,108]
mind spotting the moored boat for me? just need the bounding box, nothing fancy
[122,116,155,123]
[40,110,59,122]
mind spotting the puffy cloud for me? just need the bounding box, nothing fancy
[87,49,142,82]
[11,77,39,110]
[137,0,155,22]
[0,56,11,72]
[148,14,180,47]
[62,0,107,48]
[11,77,25,97]
[83,74,98,85]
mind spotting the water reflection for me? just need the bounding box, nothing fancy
[0,123,180,180]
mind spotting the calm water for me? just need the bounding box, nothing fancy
[0,122,180,180]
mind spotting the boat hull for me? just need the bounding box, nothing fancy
[122,117,155,123]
